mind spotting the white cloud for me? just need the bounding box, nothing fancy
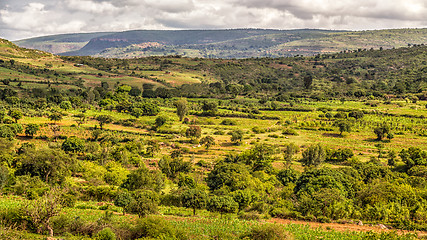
[66,0,118,14]
[0,0,426,40]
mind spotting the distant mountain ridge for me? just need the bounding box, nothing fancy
[15,28,427,58]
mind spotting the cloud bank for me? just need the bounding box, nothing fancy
[0,0,426,40]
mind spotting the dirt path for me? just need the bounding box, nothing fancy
[268,218,427,237]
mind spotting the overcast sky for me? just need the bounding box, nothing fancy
[1,0,426,40]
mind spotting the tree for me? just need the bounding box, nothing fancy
[202,101,218,116]
[158,156,192,179]
[96,115,113,130]
[283,143,299,167]
[61,136,85,153]
[334,120,351,136]
[23,188,63,236]
[114,190,133,214]
[48,112,63,124]
[174,99,188,121]
[25,124,40,138]
[348,110,364,120]
[185,125,202,140]
[73,113,86,127]
[121,167,164,192]
[59,100,72,110]
[301,144,326,167]
[230,129,244,145]
[181,188,207,215]
[303,74,313,89]
[200,136,215,149]
[240,144,277,172]
[16,148,72,184]
[127,190,159,218]
[374,123,391,141]
[9,109,22,123]
[207,195,238,215]
[155,116,167,129]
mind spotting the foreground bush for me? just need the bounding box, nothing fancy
[243,224,293,240]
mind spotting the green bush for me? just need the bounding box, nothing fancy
[243,224,292,240]
[132,216,187,239]
[95,227,116,240]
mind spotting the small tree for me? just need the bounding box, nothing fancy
[59,101,72,110]
[174,99,188,121]
[114,191,133,215]
[185,125,202,140]
[181,188,207,216]
[207,195,238,216]
[25,124,40,138]
[200,136,215,149]
[9,110,22,123]
[48,112,63,124]
[74,113,86,127]
[127,190,159,218]
[96,115,113,130]
[23,188,63,236]
[62,136,85,153]
[334,120,351,136]
[230,129,244,145]
[301,144,326,167]
[155,116,167,129]
[283,143,299,167]
[201,101,218,116]
[374,124,391,141]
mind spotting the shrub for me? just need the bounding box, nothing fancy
[282,128,298,136]
[221,119,237,125]
[95,227,116,240]
[132,216,187,239]
[243,224,292,240]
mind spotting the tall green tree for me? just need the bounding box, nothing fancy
[174,99,188,121]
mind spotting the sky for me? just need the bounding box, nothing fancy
[0,0,426,40]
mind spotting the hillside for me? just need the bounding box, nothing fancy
[0,38,427,240]
[14,28,427,58]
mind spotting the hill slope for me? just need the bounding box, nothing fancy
[14,28,427,58]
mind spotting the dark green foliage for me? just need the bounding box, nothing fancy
[220,119,237,125]
[126,190,159,218]
[232,189,257,211]
[301,144,326,167]
[207,162,253,191]
[158,156,192,179]
[185,125,202,139]
[96,115,113,129]
[61,136,85,153]
[114,191,133,215]
[16,148,73,184]
[121,167,164,192]
[24,124,39,138]
[277,169,299,186]
[207,195,239,215]
[400,147,427,168]
[48,112,63,123]
[230,129,244,145]
[348,110,364,119]
[202,101,218,116]
[334,120,351,135]
[155,115,167,129]
[9,110,22,123]
[326,148,354,163]
[181,188,207,215]
[374,123,391,141]
[240,144,277,172]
